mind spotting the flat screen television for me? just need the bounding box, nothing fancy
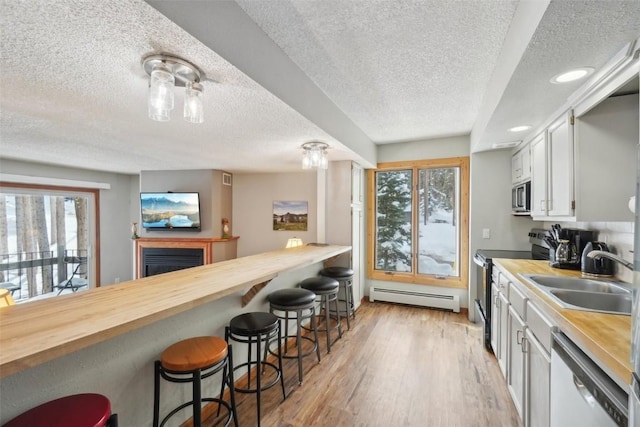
[140,192,201,230]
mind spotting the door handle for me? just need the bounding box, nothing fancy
[573,375,597,408]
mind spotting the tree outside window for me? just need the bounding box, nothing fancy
[368,157,469,289]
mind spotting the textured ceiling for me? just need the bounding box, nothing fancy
[480,0,640,149]
[0,0,638,175]
[235,0,518,144]
[0,0,357,174]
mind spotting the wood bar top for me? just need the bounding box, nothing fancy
[494,259,632,387]
[0,244,350,378]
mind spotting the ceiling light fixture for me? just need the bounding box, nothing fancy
[550,67,594,84]
[301,142,329,170]
[508,125,531,133]
[142,53,204,123]
[492,141,520,149]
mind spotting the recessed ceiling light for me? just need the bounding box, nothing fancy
[508,125,531,133]
[550,67,594,84]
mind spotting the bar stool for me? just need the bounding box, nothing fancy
[3,393,118,427]
[225,312,286,427]
[320,267,356,330]
[153,336,238,427]
[267,288,321,385]
[299,276,342,353]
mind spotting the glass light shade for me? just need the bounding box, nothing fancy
[301,142,329,170]
[302,151,312,169]
[148,64,174,121]
[285,238,303,248]
[184,82,204,123]
[319,151,328,169]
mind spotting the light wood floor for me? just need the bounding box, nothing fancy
[207,300,522,427]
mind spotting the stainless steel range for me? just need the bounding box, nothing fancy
[474,228,550,351]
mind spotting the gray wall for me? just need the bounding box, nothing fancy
[140,169,232,239]
[0,159,138,285]
[233,172,318,257]
[469,149,535,320]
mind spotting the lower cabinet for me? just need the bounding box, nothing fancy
[508,306,526,418]
[526,328,551,427]
[494,266,554,427]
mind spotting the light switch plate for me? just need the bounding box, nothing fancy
[482,228,491,239]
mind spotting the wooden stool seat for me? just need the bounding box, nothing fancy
[4,393,116,427]
[153,336,237,427]
[161,336,228,372]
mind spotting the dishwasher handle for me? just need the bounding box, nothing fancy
[573,374,597,408]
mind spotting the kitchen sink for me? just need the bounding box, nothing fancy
[521,275,631,294]
[519,274,633,315]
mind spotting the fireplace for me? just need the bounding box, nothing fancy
[134,237,238,279]
[141,248,204,277]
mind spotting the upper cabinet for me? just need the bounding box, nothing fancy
[524,39,639,222]
[530,111,575,219]
[511,143,531,185]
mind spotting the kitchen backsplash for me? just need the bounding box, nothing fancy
[546,221,634,283]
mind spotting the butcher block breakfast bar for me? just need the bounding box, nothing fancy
[0,244,350,425]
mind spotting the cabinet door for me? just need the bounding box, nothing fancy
[547,113,574,216]
[526,329,550,427]
[512,150,523,183]
[508,306,526,418]
[491,282,500,357]
[520,144,531,182]
[498,291,509,378]
[530,133,547,217]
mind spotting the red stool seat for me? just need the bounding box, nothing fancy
[4,393,112,427]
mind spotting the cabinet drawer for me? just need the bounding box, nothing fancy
[508,282,527,318]
[527,300,555,353]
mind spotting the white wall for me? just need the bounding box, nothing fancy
[0,159,138,285]
[233,172,318,257]
[543,220,634,283]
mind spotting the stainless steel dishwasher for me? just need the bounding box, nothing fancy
[551,332,628,427]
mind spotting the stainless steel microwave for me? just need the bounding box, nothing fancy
[512,181,531,214]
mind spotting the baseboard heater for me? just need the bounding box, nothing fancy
[370,286,460,313]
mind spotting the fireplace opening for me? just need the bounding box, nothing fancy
[142,248,204,278]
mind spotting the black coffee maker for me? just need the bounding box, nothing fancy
[581,241,615,277]
[550,228,597,270]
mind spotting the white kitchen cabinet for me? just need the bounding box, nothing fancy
[530,132,547,218]
[498,290,510,378]
[530,111,575,219]
[526,328,551,427]
[529,94,638,221]
[490,282,500,359]
[512,143,531,184]
[490,276,510,379]
[508,305,526,418]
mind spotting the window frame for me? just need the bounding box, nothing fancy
[366,157,470,289]
[0,182,101,295]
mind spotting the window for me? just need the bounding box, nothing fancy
[0,184,98,301]
[367,157,469,289]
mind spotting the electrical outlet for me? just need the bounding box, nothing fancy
[114,277,120,284]
[482,228,491,239]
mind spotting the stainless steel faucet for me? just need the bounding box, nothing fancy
[586,250,634,270]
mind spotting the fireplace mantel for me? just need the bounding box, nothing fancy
[134,237,239,279]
